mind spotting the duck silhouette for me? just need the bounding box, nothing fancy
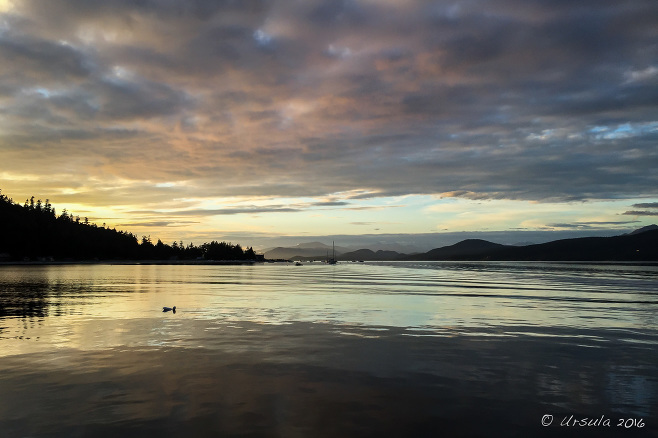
[162,306,176,314]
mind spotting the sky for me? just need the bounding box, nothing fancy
[1,0,657,250]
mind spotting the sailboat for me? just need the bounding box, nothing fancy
[327,241,337,264]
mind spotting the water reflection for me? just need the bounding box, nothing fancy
[1,262,657,348]
[0,263,656,436]
[0,321,655,437]
[606,366,656,417]
[0,281,50,319]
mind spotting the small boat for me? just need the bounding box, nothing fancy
[295,262,303,266]
[327,241,337,264]
[163,306,176,313]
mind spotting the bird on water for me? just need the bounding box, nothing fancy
[163,306,176,313]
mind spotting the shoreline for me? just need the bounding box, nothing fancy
[0,259,263,266]
[2,259,658,267]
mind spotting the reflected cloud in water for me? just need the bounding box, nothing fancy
[0,263,656,436]
[0,322,656,436]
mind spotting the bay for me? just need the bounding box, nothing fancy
[0,262,657,437]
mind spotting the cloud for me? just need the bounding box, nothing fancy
[624,66,658,84]
[1,0,657,224]
[311,201,350,207]
[128,198,386,217]
[546,221,641,230]
[439,191,512,201]
[174,206,302,216]
[116,221,199,228]
[631,202,658,209]
[0,33,92,82]
[623,211,658,217]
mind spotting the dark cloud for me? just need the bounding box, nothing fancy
[440,191,511,201]
[167,206,302,216]
[623,211,658,217]
[1,0,657,206]
[631,203,658,209]
[547,221,641,229]
[116,221,199,228]
[94,75,191,120]
[123,198,387,219]
[0,32,93,84]
[14,0,270,27]
[311,201,350,207]
[307,0,369,27]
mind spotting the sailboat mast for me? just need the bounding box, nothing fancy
[328,240,337,264]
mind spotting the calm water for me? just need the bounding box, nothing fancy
[1,262,657,437]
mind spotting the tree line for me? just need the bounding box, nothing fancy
[0,190,257,262]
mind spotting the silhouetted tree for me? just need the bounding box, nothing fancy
[0,189,260,262]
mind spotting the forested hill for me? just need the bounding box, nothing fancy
[410,228,658,261]
[0,190,256,262]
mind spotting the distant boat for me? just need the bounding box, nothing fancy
[327,241,337,264]
[163,306,176,313]
[295,262,303,266]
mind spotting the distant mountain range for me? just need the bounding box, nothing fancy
[408,227,658,261]
[412,239,506,260]
[628,224,658,235]
[263,242,351,260]
[266,225,658,262]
